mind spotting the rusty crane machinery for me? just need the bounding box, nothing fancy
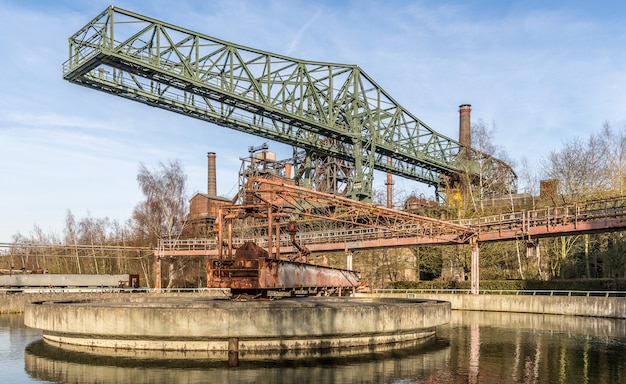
[198,176,475,296]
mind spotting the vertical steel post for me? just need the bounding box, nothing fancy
[275,220,281,260]
[227,219,233,258]
[386,157,393,209]
[217,208,223,259]
[470,239,480,294]
[267,207,273,258]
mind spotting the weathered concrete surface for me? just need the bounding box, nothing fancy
[365,292,626,319]
[1,292,125,314]
[24,297,449,353]
[0,290,229,314]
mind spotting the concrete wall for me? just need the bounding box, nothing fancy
[368,292,626,319]
[6,291,625,318]
[24,297,449,352]
[0,291,229,314]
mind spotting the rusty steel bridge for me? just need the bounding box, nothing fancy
[157,183,626,293]
[160,190,626,258]
[4,193,626,294]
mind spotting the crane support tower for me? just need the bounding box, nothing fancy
[63,6,516,201]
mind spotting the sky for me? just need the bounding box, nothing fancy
[1,0,625,242]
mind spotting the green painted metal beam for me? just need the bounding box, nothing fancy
[63,6,517,201]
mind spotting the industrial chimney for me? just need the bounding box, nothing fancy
[207,152,217,196]
[459,104,471,148]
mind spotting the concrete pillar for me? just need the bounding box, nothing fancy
[155,256,162,292]
[346,251,353,271]
[470,240,480,294]
[228,338,239,367]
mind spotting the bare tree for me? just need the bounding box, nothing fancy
[63,210,82,273]
[132,160,189,244]
[597,122,626,196]
[541,135,606,200]
[132,160,189,288]
[518,157,539,205]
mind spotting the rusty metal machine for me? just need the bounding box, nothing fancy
[201,174,472,297]
[207,241,361,297]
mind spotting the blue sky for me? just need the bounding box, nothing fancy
[1,0,625,241]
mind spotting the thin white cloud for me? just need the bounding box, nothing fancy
[285,9,321,56]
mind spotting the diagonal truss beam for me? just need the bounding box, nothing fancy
[222,177,475,244]
[63,6,517,200]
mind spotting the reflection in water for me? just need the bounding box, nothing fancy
[25,337,450,384]
[469,323,480,384]
[14,310,626,383]
[441,311,626,383]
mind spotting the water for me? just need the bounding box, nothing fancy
[2,311,625,383]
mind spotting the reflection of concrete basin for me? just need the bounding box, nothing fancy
[24,297,449,356]
[452,310,626,338]
[24,337,450,384]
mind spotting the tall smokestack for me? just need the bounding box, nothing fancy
[385,157,393,209]
[207,152,217,196]
[285,163,292,179]
[459,104,472,149]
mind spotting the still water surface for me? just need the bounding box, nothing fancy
[1,310,625,383]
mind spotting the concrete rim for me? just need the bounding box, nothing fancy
[25,296,450,353]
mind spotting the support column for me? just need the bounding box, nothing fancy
[275,219,281,260]
[267,207,273,258]
[346,250,353,271]
[217,209,223,259]
[155,254,162,292]
[227,219,233,258]
[470,239,480,294]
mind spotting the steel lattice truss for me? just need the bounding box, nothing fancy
[224,177,475,244]
[63,6,517,200]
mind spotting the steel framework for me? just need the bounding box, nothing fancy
[213,176,475,260]
[63,6,516,201]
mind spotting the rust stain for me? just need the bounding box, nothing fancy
[208,241,361,295]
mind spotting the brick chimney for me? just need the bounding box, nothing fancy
[459,104,471,148]
[207,152,217,196]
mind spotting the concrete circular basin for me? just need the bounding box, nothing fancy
[25,296,450,354]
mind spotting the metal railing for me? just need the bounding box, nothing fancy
[456,196,626,234]
[159,196,626,253]
[0,287,230,295]
[372,288,626,298]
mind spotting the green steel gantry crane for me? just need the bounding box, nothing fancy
[63,6,516,202]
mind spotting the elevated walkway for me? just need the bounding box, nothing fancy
[160,196,626,256]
